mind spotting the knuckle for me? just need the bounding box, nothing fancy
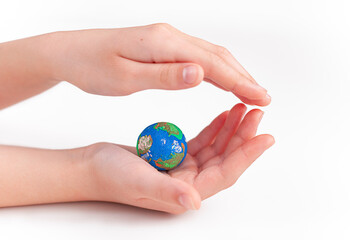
[148,23,174,37]
[83,142,110,159]
[210,50,225,64]
[145,23,178,55]
[228,73,242,92]
[215,45,231,58]
[207,51,226,73]
[155,22,173,30]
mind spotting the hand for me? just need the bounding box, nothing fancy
[47,24,270,106]
[85,104,274,214]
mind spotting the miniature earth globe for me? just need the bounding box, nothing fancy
[136,122,187,170]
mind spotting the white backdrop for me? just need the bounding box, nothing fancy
[0,0,349,239]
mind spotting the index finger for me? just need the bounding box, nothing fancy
[176,40,268,101]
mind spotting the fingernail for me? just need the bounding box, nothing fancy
[266,93,271,99]
[178,194,196,210]
[183,65,198,85]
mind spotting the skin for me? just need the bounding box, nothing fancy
[0,23,274,214]
[0,23,270,109]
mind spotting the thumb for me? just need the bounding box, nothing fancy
[139,171,201,210]
[128,62,204,91]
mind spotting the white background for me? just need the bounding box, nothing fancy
[0,0,349,239]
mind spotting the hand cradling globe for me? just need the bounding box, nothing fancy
[136,122,187,171]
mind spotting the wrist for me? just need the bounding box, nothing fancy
[67,146,100,202]
[38,31,67,83]
[77,143,115,202]
[31,32,63,83]
[78,143,130,203]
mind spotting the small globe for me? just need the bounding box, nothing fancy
[137,122,187,170]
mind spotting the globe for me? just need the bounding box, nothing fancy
[136,122,187,171]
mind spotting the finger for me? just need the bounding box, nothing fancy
[212,103,247,153]
[193,164,226,200]
[170,27,258,84]
[137,169,201,210]
[224,54,257,84]
[195,103,247,164]
[183,45,267,100]
[235,92,271,107]
[195,134,274,199]
[203,79,271,106]
[220,134,275,186]
[167,30,268,101]
[197,44,257,84]
[187,111,228,156]
[223,109,264,158]
[204,77,230,91]
[128,196,189,214]
[120,58,204,92]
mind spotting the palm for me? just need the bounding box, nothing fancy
[96,104,274,214]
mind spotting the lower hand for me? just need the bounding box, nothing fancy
[85,104,274,214]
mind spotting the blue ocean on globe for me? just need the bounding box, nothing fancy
[136,122,187,171]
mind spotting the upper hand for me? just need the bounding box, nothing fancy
[48,24,270,106]
[84,104,274,214]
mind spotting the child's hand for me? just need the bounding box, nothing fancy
[0,104,273,212]
[84,104,274,214]
[46,24,270,106]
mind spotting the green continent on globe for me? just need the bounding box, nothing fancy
[154,122,183,140]
[137,135,153,155]
[152,142,186,170]
[153,151,185,170]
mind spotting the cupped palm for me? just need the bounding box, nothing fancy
[89,103,274,214]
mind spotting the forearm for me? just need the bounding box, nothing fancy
[0,34,58,109]
[0,145,95,207]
